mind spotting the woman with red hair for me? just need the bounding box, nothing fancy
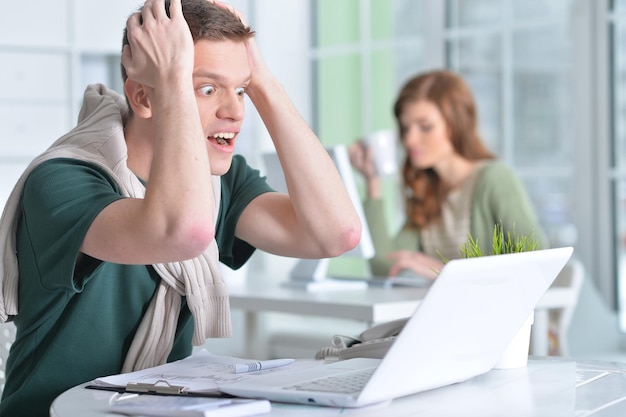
[350,70,547,281]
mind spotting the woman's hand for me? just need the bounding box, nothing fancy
[386,250,444,280]
[348,141,378,180]
[348,141,382,199]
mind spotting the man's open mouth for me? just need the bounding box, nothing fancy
[211,132,235,146]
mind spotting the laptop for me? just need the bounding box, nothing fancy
[221,247,574,408]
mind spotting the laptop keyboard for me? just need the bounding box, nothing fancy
[283,368,376,394]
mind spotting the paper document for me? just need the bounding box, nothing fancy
[108,395,271,417]
[91,350,317,395]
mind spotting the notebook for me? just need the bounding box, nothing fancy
[221,247,574,408]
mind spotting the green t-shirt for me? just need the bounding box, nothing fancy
[0,155,272,417]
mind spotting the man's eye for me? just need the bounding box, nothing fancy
[200,85,216,96]
[235,87,246,97]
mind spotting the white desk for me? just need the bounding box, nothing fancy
[228,281,578,357]
[50,358,626,416]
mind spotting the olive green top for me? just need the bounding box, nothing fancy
[364,161,548,276]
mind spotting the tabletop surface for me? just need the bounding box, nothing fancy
[229,280,430,305]
[226,280,577,325]
[50,357,626,417]
[228,279,576,309]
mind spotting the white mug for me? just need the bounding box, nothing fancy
[362,129,399,177]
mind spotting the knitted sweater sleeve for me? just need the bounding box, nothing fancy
[470,161,549,253]
[363,198,419,276]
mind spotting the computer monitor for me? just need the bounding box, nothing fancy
[261,144,375,291]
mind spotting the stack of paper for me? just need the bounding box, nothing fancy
[91,350,305,395]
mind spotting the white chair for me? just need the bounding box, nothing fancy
[533,258,584,356]
[0,321,16,395]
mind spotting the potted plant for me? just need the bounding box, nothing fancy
[454,222,541,369]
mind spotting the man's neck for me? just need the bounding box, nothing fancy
[124,118,153,182]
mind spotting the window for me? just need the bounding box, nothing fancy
[609,0,626,328]
[311,0,580,279]
[313,0,426,143]
[311,0,428,276]
[445,0,576,250]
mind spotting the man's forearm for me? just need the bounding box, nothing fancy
[247,77,361,255]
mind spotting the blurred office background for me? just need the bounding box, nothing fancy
[1,0,626,359]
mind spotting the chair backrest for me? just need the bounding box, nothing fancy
[0,322,16,395]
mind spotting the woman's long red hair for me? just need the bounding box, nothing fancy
[394,70,494,229]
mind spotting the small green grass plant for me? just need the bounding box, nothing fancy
[458,221,540,259]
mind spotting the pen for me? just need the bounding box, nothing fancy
[233,358,295,374]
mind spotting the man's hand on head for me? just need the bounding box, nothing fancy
[122,0,194,89]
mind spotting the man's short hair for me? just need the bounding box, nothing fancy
[120,0,255,117]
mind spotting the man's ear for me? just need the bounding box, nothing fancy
[124,79,152,119]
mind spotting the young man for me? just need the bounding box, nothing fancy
[0,0,361,415]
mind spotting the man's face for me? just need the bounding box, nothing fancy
[192,39,250,175]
